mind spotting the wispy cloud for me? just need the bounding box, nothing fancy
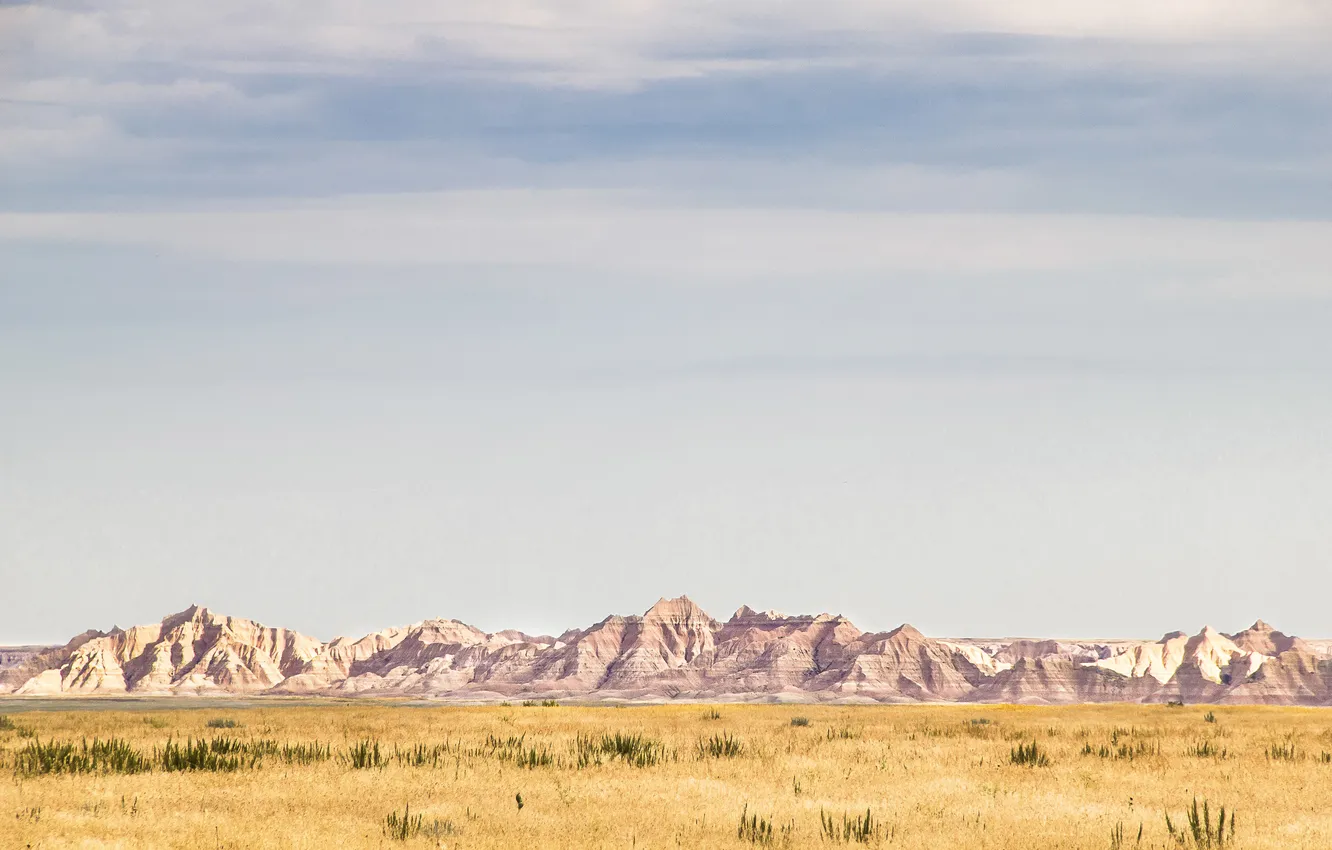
[2,0,1331,281]
[4,0,1330,213]
[5,191,1331,299]
[8,1,1331,84]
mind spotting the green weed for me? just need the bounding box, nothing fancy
[1009,741,1050,767]
[1267,741,1298,762]
[1166,798,1234,848]
[345,738,387,770]
[697,732,745,759]
[384,804,456,841]
[575,732,673,768]
[281,741,333,765]
[13,737,151,776]
[820,808,878,844]
[1188,740,1227,759]
[159,737,270,772]
[736,804,791,846]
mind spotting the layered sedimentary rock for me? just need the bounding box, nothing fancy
[9,606,320,695]
[3,599,1330,704]
[1,631,107,694]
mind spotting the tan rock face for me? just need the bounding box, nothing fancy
[3,631,106,695]
[9,599,1332,704]
[1229,620,1312,657]
[19,606,322,695]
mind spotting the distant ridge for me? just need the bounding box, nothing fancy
[3,598,1331,705]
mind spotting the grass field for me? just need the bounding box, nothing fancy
[2,701,1331,848]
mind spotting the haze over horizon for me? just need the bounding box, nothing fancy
[3,1,1331,646]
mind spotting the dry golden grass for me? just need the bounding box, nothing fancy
[2,701,1332,848]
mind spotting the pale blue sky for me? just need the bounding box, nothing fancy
[2,1,1331,644]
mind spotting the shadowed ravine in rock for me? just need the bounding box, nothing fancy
[3,599,1330,704]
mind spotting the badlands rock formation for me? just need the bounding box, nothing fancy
[2,599,1329,704]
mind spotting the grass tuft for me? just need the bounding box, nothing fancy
[14,737,152,776]
[820,808,878,844]
[696,732,745,759]
[576,731,673,768]
[1165,798,1234,848]
[737,804,791,846]
[1110,821,1143,850]
[1188,740,1227,759]
[1009,741,1050,767]
[384,804,456,841]
[1266,741,1298,762]
[345,738,387,770]
[282,741,333,765]
[159,736,271,772]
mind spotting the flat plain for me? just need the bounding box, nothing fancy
[2,701,1330,849]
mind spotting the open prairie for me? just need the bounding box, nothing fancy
[2,702,1331,849]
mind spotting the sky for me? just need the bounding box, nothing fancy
[2,0,1331,645]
